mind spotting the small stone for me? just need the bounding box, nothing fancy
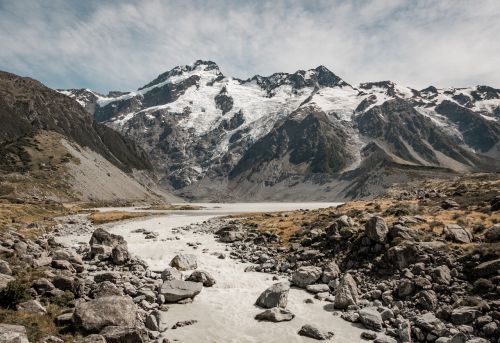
[255,307,295,322]
[297,324,334,340]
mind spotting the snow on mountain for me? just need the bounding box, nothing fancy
[60,60,500,200]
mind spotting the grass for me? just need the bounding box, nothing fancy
[88,210,160,224]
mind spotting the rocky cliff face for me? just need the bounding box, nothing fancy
[62,60,500,200]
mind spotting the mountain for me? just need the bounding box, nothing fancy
[0,71,175,203]
[62,60,500,200]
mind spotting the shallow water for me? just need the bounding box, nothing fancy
[61,203,382,343]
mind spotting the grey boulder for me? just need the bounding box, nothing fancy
[186,270,216,287]
[72,296,137,333]
[0,323,29,343]
[334,273,359,309]
[365,216,388,243]
[169,254,197,271]
[255,307,295,322]
[160,280,203,302]
[298,324,334,340]
[291,266,322,288]
[255,281,290,309]
[358,307,383,331]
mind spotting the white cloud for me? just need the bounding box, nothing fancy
[0,0,498,92]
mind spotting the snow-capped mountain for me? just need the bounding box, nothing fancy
[61,60,500,200]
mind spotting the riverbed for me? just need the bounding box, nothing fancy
[59,203,380,343]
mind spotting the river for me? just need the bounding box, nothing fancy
[60,203,381,343]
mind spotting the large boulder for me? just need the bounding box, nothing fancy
[255,307,295,322]
[443,224,472,244]
[160,267,182,281]
[450,306,480,325]
[186,270,216,287]
[358,307,383,331]
[414,312,445,333]
[216,224,244,243]
[291,266,322,288]
[365,216,388,243]
[99,326,144,343]
[16,300,46,314]
[89,228,125,258]
[0,323,29,343]
[159,280,203,302]
[255,282,290,309]
[334,274,359,309]
[169,254,197,271]
[72,296,137,333]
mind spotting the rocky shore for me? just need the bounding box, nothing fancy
[213,176,500,343]
[0,214,217,342]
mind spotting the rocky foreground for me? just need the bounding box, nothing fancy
[0,214,216,342]
[0,174,498,343]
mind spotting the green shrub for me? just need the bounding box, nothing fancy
[0,280,29,308]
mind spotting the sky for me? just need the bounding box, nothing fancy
[0,0,499,93]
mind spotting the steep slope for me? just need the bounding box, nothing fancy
[62,61,500,200]
[0,71,171,203]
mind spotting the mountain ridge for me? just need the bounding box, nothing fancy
[58,60,500,200]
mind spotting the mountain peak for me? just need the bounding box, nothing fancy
[138,60,222,91]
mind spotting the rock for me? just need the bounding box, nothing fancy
[374,338,397,343]
[255,281,290,309]
[321,261,340,283]
[397,280,415,297]
[441,199,460,209]
[74,334,106,343]
[358,307,383,331]
[89,228,125,248]
[72,296,137,333]
[334,273,359,309]
[450,306,480,325]
[0,273,14,291]
[169,254,197,271]
[186,270,216,287]
[416,290,439,310]
[485,223,500,242]
[111,243,129,265]
[297,324,334,340]
[159,280,203,302]
[291,266,322,288]
[389,224,415,241]
[94,271,120,283]
[473,258,500,277]
[32,278,55,294]
[431,265,452,285]
[306,284,330,294]
[397,320,412,343]
[443,224,472,243]
[255,307,295,322]
[38,336,64,343]
[385,243,418,269]
[0,260,11,275]
[51,259,75,271]
[341,311,359,323]
[0,324,29,343]
[365,216,388,243]
[216,225,244,242]
[171,320,197,329]
[55,312,74,326]
[16,299,46,314]
[415,312,444,332]
[99,326,144,343]
[91,281,123,298]
[160,267,182,281]
[52,275,74,292]
[361,331,377,340]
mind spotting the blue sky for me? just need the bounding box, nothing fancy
[0,0,499,93]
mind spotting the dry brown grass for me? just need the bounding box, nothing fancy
[0,201,69,237]
[89,210,159,224]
